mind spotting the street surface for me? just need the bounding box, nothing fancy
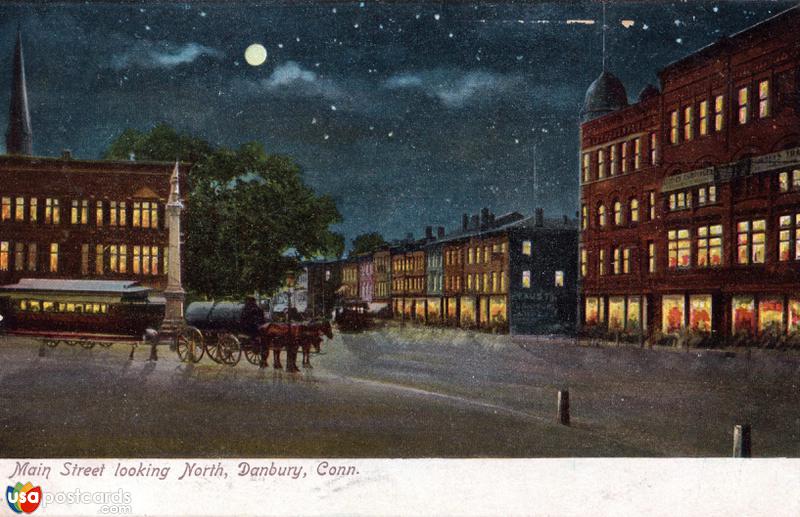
[0,324,798,457]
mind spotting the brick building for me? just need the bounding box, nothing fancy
[579,6,800,341]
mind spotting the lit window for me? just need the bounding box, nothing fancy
[581,205,588,230]
[0,242,9,271]
[698,187,706,205]
[599,249,606,276]
[737,219,766,264]
[96,245,104,274]
[621,141,628,173]
[580,249,587,277]
[582,153,590,182]
[109,201,127,226]
[738,86,749,125]
[598,204,606,227]
[96,201,103,226]
[522,270,531,288]
[610,144,618,176]
[45,198,60,224]
[634,138,641,169]
[14,197,24,221]
[71,200,88,225]
[522,240,532,256]
[467,248,473,264]
[555,271,564,287]
[612,247,621,274]
[758,80,769,118]
[1,197,10,221]
[482,272,488,292]
[613,200,622,225]
[650,132,658,164]
[29,198,37,222]
[709,186,716,203]
[668,229,691,269]
[649,192,656,220]
[49,243,58,272]
[597,149,605,178]
[648,242,656,273]
[699,100,709,136]
[778,213,800,261]
[623,248,631,274]
[714,95,724,131]
[683,106,693,141]
[697,224,723,267]
[630,198,639,223]
[670,110,679,144]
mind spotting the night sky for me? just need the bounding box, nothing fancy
[0,1,792,244]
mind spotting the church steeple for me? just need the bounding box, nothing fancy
[6,29,32,155]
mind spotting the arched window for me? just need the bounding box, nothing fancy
[598,204,607,227]
[581,205,588,230]
[630,198,639,223]
[613,200,623,226]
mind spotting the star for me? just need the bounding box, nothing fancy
[434,14,440,21]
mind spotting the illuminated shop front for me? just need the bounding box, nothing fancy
[758,297,784,332]
[584,297,600,325]
[662,295,685,334]
[415,299,426,321]
[460,296,476,326]
[732,295,755,335]
[608,297,625,331]
[626,296,645,331]
[427,298,441,322]
[689,295,712,332]
[446,298,458,324]
[489,296,507,326]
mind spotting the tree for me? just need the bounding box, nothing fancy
[105,123,344,298]
[350,232,387,256]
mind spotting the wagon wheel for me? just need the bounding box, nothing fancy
[176,326,205,363]
[204,334,224,364]
[243,339,264,366]
[66,340,78,347]
[218,333,242,366]
[80,341,95,349]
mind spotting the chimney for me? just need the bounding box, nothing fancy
[470,215,480,229]
[535,208,544,227]
[61,149,72,160]
[480,207,490,228]
[462,213,469,230]
[563,214,569,225]
[489,212,495,226]
[425,226,433,240]
[437,226,445,238]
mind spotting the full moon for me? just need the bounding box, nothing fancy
[244,43,267,66]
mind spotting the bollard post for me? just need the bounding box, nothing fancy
[557,389,570,426]
[733,424,751,457]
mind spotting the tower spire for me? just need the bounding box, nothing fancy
[602,1,607,72]
[6,29,33,155]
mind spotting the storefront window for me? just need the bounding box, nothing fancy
[662,295,685,334]
[789,300,800,333]
[609,297,625,331]
[489,296,507,325]
[732,296,755,335]
[689,295,712,332]
[585,297,599,325]
[460,297,476,325]
[625,296,642,331]
[758,298,784,333]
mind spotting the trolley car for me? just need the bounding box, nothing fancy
[0,278,164,348]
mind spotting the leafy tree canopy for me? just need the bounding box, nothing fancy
[350,232,387,257]
[105,123,344,298]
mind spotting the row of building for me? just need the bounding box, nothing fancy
[578,5,800,340]
[303,208,578,335]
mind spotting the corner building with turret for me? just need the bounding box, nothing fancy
[579,6,800,342]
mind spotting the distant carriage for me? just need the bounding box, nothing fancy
[0,278,164,348]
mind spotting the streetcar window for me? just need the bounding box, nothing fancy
[74,304,83,313]
[19,300,27,310]
[29,301,41,312]
[93,303,102,313]
[43,301,54,312]
[65,303,75,312]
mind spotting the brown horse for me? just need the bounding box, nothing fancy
[298,320,333,368]
[258,322,302,372]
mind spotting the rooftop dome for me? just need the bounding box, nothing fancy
[581,70,628,122]
[638,84,659,103]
